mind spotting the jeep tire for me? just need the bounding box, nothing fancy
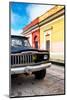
[34,69,46,80]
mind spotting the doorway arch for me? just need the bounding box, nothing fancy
[34,35,38,48]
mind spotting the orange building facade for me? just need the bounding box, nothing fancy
[22,18,40,48]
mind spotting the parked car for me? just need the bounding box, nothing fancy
[11,35,51,79]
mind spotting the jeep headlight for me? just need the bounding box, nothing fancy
[44,55,48,60]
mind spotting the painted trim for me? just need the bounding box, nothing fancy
[40,15,64,29]
[22,8,64,35]
[44,30,52,53]
[39,6,64,22]
[39,9,64,27]
[23,24,39,34]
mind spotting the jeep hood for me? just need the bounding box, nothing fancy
[11,46,45,54]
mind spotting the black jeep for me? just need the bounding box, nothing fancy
[11,35,51,79]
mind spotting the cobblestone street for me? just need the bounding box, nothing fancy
[11,64,65,97]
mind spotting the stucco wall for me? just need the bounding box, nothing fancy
[40,16,64,63]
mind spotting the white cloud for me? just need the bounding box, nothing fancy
[11,29,23,36]
[27,4,55,22]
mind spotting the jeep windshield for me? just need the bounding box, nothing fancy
[11,38,31,47]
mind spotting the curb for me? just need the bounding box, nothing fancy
[50,61,65,66]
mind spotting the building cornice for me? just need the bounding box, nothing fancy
[22,24,39,35]
[22,7,64,35]
[39,8,64,27]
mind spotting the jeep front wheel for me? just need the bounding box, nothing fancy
[34,69,46,80]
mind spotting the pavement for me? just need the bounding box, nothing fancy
[10,64,65,97]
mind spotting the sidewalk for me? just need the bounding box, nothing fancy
[50,61,65,66]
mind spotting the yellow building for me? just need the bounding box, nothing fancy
[39,6,65,63]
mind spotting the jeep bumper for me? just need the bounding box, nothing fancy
[11,62,51,75]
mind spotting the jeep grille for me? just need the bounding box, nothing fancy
[11,52,49,67]
[11,53,34,67]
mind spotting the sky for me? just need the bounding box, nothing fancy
[11,2,54,35]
